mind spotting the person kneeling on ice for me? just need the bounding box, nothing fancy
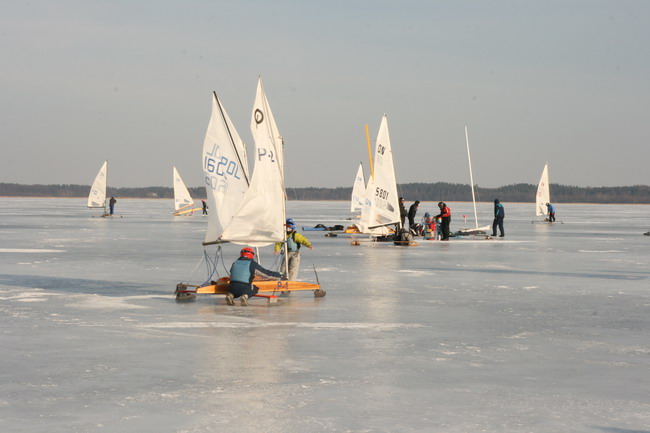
[274,218,313,281]
[226,247,282,306]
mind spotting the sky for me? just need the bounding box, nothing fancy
[2,0,649,189]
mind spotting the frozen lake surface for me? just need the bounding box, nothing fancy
[1,197,649,433]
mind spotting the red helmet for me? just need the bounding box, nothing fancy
[240,247,254,259]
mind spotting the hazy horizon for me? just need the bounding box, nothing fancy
[2,1,649,189]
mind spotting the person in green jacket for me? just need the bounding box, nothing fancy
[274,218,313,281]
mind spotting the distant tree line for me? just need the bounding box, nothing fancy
[1,182,649,203]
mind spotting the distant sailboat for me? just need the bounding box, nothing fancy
[354,115,402,237]
[455,127,491,236]
[87,160,109,217]
[350,162,366,213]
[533,162,561,223]
[172,167,201,216]
[535,162,551,218]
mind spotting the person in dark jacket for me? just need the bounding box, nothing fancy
[399,197,407,229]
[227,247,282,306]
[408,200,420,232]
[492,199,505,237]
[546,203,556,223]
[434,202,451,240]
[201,199,208,215]
[109,197,116,215]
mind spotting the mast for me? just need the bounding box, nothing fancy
[365,124,374,181]
[104,159,109,215]
[465,127,479,229]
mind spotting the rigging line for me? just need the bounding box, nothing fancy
[184,254,206,284]
[218,246,230,277]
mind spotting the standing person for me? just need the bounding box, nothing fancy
[399,197,407,229]
[201,199,208,215]
[108,196,116,215]
[434,202,451,240]
[274,218,313,281]
[492,199,505,237]
[408,200,420,233]
[546,202,556,223]
[227,247,282,306]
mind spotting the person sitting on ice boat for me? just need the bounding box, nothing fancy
[226,247,282,306]
[274,218,313,281]
[421,212,435,239]
[546,202,556,223]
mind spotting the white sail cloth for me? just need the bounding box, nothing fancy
[220,78,286,246]
[536,163,550,216]
[172,166,195,213]
[87,160,107,209]
[350,163,366,213]
[356,115,400,234]
[202,92,250,244]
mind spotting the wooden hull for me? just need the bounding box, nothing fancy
[196,278,321,294]
[175,277,325,302]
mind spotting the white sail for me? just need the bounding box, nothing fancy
[202,92,251,244]
[220,77,285,246]
[172,167,196,214]
[350,163,366,212]
[371,115,400,226]
[536,163,550,216]
[356,115,400,234]
[87,160,107,209]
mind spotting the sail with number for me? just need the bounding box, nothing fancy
[172,167,198,215]
[356,115,400,234]
[350,163,366,212]
[202,92,251,244]
[219,77,285,246]
[87,160,108,210]
[535,163,550,216]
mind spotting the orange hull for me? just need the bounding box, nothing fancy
[195,277,321,295]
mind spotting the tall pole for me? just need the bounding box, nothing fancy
[465,127,478,229]
[365,124,374,181]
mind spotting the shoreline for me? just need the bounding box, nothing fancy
[1,196,649,205]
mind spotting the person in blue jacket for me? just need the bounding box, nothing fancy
[546,202,556,223]
[492,199,505,237]
[226,247,282,306]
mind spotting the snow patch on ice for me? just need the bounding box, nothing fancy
[579,250,623,253]
[139,321,423,330]
[67,294,149,310]
[0,248,65,253]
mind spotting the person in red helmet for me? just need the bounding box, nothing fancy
[227,247,282,306]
